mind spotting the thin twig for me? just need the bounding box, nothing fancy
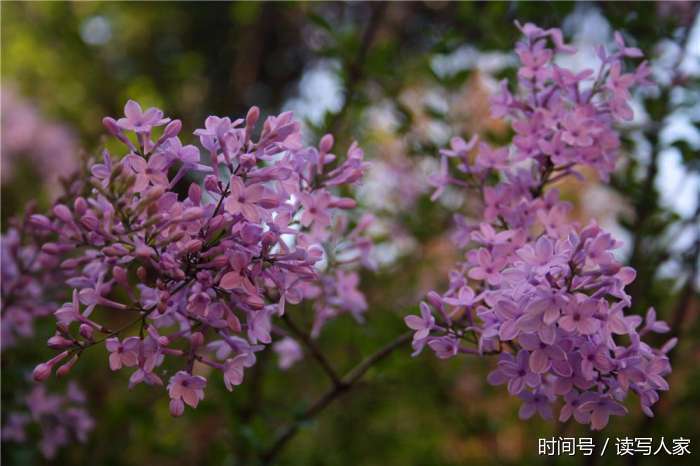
[281,313,342,387]
[260,331,412,465]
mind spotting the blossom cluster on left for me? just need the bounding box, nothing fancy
[26,101,373,416]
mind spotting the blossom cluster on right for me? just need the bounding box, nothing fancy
[406,22,673,430]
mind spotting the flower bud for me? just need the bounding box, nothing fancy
[134,244,156,259]
[190,331,205,348]
[239,152,256,167]
[169,398,184,417]
[426,291,443,310]
[48,335,74,350]
[56,355,79,378]
[330,197,357,209]
[319,134,334,154]
[32,363,52,382]
[79,324,94,340]
[204,175,220,193]
[102,117,121,136]
[29,214,52,229]
[53,204,73,223]
[188,183,202,204]
[182,207,204,221]
[74,197,88,215]
[41,243,61,255]
[61,258,82,269]
[112,266,128,284]
[80,214,100,231]
[163,119,182,139]
[183,239,203,254]
[227,313,242,333]
[246,106,260,130]
[103,245,129,257]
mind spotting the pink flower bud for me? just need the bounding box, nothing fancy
[29,214,52,229]
[239,152,257,167]
[60,258,82,269]
[32,363,52,382]
[182,207,204,221]
[426,291,443,310]
[330,197,357,209]
[41,243,61,255]
[79,324,94,340]
[169,398,184,417]
[56,355,79,378]
[320,134,334,154]
[227,313,242,333]
[102,117,121,135]
[80,214,100,231]
[103,245,129,257]
[163,119,182,139]
[204,175,220,193]
[112,266,128,284]
[246,106,260,129]
[53,205,73,223]
[188,183,202,204]
[48,335,74,350]
[190,332,204,348]
[73,197,88,215]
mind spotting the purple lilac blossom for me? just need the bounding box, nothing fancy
[1,213,63,349]
[27,101,373,416]
[407,22,672,431]
[1,383,94,459]
[1,86,79,196]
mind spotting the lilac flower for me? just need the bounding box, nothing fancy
[518,388,554,420]
[559,390,595,424]
[124,153,170,192]
[168,371,207,411]
[489,351,541,395]
[467,248,507,285]
[427,336,459,359]
[559,299,601,335]
[578,342,614,380]
[409,22,671,432]
[518,333,569,375]
[299,191,332,230]
[580,395,628,430]
[105,337,140,371]
[223,353,256,390]
[224,176,267,223]
[273,337,303,370]
[117,100,169,133]
[2,384,93,459]
[404,302,436,341]
[642,307,670,334]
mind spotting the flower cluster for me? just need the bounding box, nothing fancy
[1,86,79,193]
[2,383,94,459]
[1,211,63,349]
[30,101,372,416]
[407,23,672,430]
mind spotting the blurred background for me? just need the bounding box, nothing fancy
[1,2,699,465]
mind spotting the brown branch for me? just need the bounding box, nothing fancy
[260,331,412,465]
[281,313,342,387]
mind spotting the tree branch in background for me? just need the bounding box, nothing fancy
[326,1,388,136]
[282,313,343,387]
[260,331,412,465]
